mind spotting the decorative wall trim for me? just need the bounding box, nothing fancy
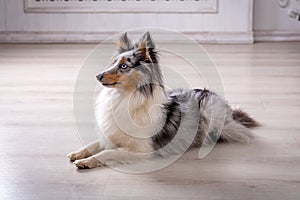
[0,31,254,44]
[24,0,218,13]
[254,31,300,41]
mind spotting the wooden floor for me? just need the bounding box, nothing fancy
[0,42,300,200]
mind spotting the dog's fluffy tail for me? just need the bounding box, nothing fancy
[217,108,259,144]
[218,109,259,144]
[219,120,254,143]
[232,108,260,128]
[200,93,260,144]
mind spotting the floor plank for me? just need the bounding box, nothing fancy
[0,42,299,200]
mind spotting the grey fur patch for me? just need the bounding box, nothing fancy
[135,62,164,98]
[151,88,257,156]
[152,89,201,157]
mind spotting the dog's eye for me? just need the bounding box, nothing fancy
[120,63,128,69]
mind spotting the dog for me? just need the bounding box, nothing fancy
[67,32,259,169]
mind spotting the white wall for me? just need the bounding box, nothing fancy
[0,0,253,43]
[254,0,300,41]
[1,0,299,43]
[0,0,5,31]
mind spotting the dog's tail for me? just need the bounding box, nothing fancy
[218,109,259,144]
[232,108,260,128]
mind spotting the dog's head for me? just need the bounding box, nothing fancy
[96,32,164,97]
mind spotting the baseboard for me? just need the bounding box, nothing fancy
[0,32,114,44]
[0,31,254,44]
[254,31,300,42]
[186,32,254,43]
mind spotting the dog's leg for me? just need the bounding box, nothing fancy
[67,141,102,162]
[74,148,152,169]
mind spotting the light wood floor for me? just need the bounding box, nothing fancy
[0,42,300,200]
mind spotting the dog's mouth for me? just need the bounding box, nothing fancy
[101,82,120,87]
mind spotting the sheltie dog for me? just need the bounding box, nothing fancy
[67,32,259,169]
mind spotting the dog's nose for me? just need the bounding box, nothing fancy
[96,74,103,81]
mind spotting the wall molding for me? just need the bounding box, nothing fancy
[254,30,300,42]
[0,31,254,44]
[24,0,218,13]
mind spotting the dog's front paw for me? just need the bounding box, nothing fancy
[67,149,90,162]
[74,157,100,169]
[67,152,81,162]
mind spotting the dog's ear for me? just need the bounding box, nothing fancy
[137,32,157,62]
[137,31,155,51]
[117,32,133,53]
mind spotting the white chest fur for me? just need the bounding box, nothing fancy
[95,87,167,153]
